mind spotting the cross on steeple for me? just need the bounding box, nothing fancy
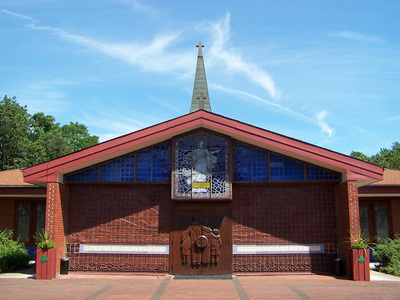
[196,41,204,57]
[197,92,206,110]
[190,41,211,113]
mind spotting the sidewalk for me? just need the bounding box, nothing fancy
[1,269,400,300]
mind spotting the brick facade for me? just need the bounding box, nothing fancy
[0,199,15,231]
[232,183,338,273]
[338,180,360,276]
[66,184,170,272]
[391,199,400,235]
[45,182,68,273]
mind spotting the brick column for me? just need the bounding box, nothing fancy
[45,182,67,274]
[338,180,360,276]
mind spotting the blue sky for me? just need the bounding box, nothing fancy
[1,1,399,156]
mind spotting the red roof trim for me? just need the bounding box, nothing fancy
[24,110,383,183]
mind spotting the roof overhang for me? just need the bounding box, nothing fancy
[23,110,383,184]
[359,185,400,198]
[0,186,46,198]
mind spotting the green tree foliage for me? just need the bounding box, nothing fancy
[373,234,400,277]
[350,142,400,169]
[0,96,99,170]
[0,229,30,273]
[0,96,30,170]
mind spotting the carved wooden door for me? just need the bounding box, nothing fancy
[170,201,232,275]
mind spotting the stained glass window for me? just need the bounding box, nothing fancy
[65,143,170,183]
[173,130,230,199]
[233,141,340,182]
[233,142,268,181]
[375,204,389,238]
[17,204,30,242]
[306,165,341,181]
[65,166,99,182]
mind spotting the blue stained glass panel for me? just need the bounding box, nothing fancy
[306,165,341,181]
[233,142,252,181]
[252,147,268,181]
[270,153,284,181]
[65,166,98,182]
[136,148,152,182]
[284,157,304,181]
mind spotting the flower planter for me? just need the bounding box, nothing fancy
[349,248,370,281]
[36,248,56,280]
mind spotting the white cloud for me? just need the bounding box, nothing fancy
[331,30,383,43]
[2,9,39,23]
[316,110,333,137]
[118,0,158,17]
[198,13,279,100]
[211,83,311,122]
[26,23,193,74]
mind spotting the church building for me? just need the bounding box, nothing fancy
[21,42,386,276]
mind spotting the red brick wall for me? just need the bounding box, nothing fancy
[66,184,170,272]
[391,199,400,235]
[0,198,15,231]
[338,180,359,276]
[46,182,67,274]
[232,183,338,273]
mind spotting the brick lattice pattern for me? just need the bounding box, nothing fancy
[232,183,338,273]
[66,184,170,272]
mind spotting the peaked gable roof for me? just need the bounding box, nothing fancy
[23,110,383,185]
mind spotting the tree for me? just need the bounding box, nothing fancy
[0,96,30,170]
[0,96,99,170]
[350,142,400,169]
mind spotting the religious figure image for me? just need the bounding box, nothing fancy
[210,229,222,264]
[192,136,211,184]
[181,215,223,266]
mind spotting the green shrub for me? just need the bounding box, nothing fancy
[373,234,400,277]
[0,229,30,273]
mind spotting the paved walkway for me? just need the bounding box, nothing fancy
[1,270,400,300]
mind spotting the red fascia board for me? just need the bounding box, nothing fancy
[359,186,400,195]
[0,187,46,195]
[24,110,383,183]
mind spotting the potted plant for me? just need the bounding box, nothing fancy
[349,231,370,281]
[35,229,56,280]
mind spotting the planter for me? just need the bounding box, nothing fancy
[36,248,56,280]
[349,248,370,281]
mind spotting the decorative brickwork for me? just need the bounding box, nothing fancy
[68,254,169,272]
[338,180,360,276]
[234,254,335,273]
[66,184,170,272]
[232,183,338,273]
[45,182,67,274]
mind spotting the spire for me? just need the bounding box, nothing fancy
[190,41,211,113]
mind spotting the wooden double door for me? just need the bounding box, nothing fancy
[170,201,232,275]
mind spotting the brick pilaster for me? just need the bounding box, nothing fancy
[338,180,360,276]
[45,182,67,274]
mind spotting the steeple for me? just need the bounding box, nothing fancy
[190,41,211,113]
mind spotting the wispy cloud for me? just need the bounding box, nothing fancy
[198,13,279,100]
[26,23,193,73]
[386,115,400,122]
[118,0,158,17]
[212,83,334,137]
[2,9,39,23]
[330,30,383,43]
[316,110,333,137]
